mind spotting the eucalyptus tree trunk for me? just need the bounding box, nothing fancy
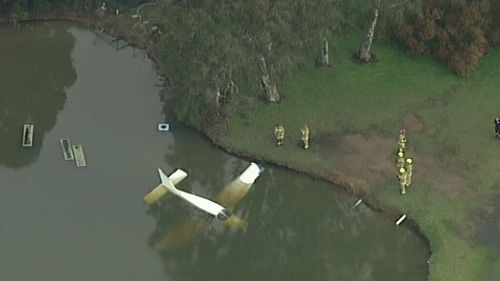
[359,4,379,62]
[258,56,280,103]
[216,88,222,108]
[215,78,238,107]
[317,40,331,67]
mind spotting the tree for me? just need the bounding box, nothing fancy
[316,40,332,67]
[10,0,29,25]
[358,0,380,63]
[258,55,280,102]
[392,0,499,77]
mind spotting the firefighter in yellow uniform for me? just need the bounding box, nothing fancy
[398,167,408,195]
[274,124,285,146]
[398,128,407,149]
[405,157,413,188]
[396,147,405,171]
[300,124,310,149]
[397,147,404,158]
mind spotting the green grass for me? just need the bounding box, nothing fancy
[219,36,500,281]
[225,36,460,145]
[377,182,489,281]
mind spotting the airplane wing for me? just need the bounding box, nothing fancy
[214,162,263,208]
[152,218,209,251]
[143,183,168,204]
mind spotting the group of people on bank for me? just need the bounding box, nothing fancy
[274,124,415,194]
[395,117,500,194]
[274,124,309,149]
[396,128,413,195]
[274,118,500,196]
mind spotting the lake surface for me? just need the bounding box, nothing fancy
[0,22,429,281]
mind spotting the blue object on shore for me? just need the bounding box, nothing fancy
[158,123,170,132]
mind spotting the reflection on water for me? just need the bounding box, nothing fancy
[0,23,169,281]
[150,165,429,281]
[0,23,76,168]
[0,22,429,281]
[147,127,428,281]
[150,216,209,251]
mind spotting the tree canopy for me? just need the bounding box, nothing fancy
[392,0,500,76]
[4,0,499,132]
[157,0,357,132]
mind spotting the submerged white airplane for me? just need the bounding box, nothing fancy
[144,162,263,221]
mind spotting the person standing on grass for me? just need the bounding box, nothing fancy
[274,124,285,146]
[398,167,408,195]
[396,147,405,171]
[397,147,405,157]
[398,128,407,149]
[300,124,310,149]
[405,157,413,188]
[494,118,500,139]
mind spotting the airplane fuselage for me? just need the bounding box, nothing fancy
[170,187,232,220]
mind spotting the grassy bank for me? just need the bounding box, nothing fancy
[217,36,500,281]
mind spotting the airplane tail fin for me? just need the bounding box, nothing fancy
[158,168,178,193]
[144,169,187,204]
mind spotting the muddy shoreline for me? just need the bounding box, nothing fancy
[2,14,431,279]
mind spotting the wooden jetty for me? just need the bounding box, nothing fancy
[95,32,131,50]
[72,144,87,167]
[60,138,74,160]
[21,124,34,147]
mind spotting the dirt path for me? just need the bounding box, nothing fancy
[316,114,474,200]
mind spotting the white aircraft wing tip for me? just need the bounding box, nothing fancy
[239,162,263,184]
[175,168,188,177]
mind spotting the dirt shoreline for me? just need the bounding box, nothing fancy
[3,14,431,278]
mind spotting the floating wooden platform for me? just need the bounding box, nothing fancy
[60,138,74,160]
[22,124,34,147]
[72,144,87,167]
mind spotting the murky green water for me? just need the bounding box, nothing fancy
[0,23,429,281]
